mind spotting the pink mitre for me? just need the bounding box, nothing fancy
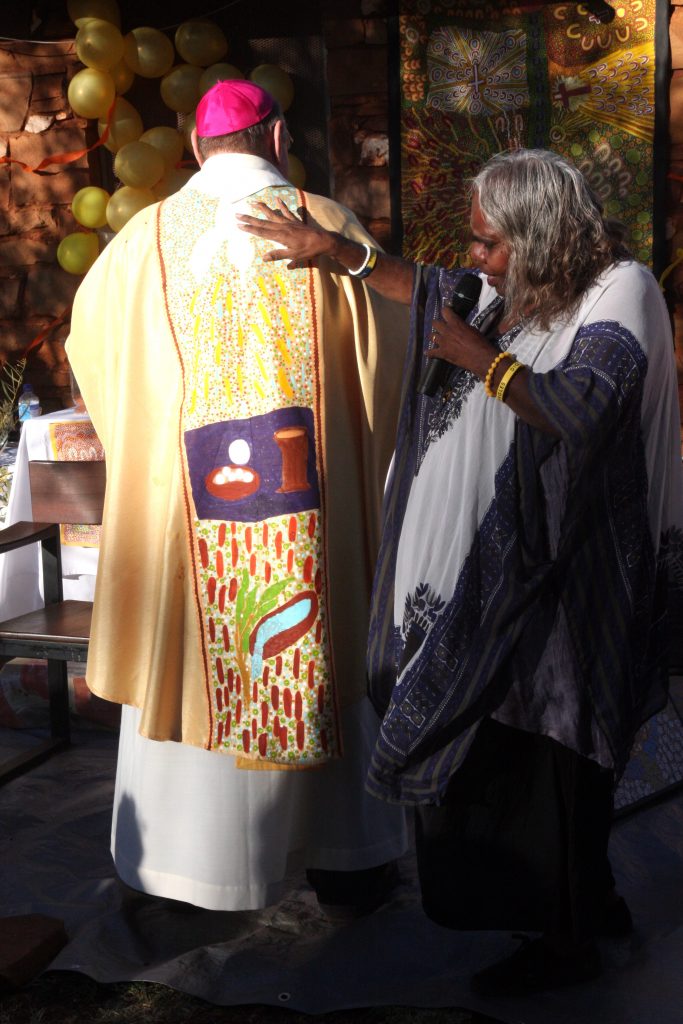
[196,80,275,138]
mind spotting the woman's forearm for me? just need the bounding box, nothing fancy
[488,364,561,436]
[326,233,414,304]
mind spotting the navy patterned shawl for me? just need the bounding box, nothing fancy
[366,263,682,805]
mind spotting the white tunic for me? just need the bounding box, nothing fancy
[113,701,408,910]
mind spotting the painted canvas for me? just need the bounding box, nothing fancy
[396,0,665,270]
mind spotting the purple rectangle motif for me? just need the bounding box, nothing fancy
[184,406,321,522]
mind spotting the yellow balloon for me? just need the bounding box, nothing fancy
[106,186,155,232]
[68,67,115,119]
[175,21,228,67]
[160,64,203,113]
[97,96,143,153]
[110,57,135,94]
[140,127,185,169]
[199,62,243,96]
[181,111,196,154]
[57,232,100,275]
[72,186,111,228]
[67,0,120,28]
[287,154,306,189]
[75,18,124,71]
[123,27,174,79]
[249,64,294,112]
[153,167,197,199]
[114,141,165,188]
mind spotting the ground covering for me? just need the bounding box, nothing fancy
[0,972,498,1024]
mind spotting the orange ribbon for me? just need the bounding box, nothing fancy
[23,307,72,356]
[0,99,115,175]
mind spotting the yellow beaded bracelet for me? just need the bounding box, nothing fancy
[496,359,525,402]
[484,351,513,398]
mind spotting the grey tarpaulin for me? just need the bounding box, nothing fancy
[1,714,683,1024]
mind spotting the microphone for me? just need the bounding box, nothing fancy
[417,272,483,397]
[584,0,615,23]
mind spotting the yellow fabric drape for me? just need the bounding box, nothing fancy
[66,186,408,757]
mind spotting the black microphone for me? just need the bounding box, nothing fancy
[417,272,483,397]
[584,0,615,23]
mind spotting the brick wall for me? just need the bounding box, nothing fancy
[322,0,394,251]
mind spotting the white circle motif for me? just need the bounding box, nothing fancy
[228,439,251,465]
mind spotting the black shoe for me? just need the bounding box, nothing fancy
[307,862,400,922]
[471,935,602,997]
[598,895,633,937]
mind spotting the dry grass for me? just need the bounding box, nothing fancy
[0,970,501,1024]
[0,972,498,1024]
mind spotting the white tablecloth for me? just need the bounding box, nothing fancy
[0,408,98,620]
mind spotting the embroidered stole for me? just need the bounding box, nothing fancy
[157,184,340,766]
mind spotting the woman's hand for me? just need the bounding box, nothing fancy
[236,199,335,268]
[237,198,415,304]
[426,306,497,380]
[429,308,561,436]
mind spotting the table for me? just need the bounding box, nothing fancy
[0,409,116,733]
[0,441,18,527]
[0,409,102,620]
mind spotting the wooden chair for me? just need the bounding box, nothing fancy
[0,459,105,783]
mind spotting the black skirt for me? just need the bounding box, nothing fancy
[414,717,615,940]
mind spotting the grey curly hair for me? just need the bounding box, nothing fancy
[471,148,631,331]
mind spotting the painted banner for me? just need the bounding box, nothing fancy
[397,0,664,270]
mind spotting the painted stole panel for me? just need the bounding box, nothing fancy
[158,184,339,766]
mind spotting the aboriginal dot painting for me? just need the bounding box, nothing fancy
[49,419,104,548]
[397,0,666,270]
[158,184,339,766]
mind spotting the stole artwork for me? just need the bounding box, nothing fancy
[159,183,340,768]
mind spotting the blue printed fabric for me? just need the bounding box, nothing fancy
[366,262,683,805]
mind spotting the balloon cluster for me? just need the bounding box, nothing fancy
[59,0,303,274]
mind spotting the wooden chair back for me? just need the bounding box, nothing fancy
[28,460,106,525]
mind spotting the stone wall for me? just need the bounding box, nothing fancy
[0,32,93,410]
[0,1,397,413]
[322,0,394,251]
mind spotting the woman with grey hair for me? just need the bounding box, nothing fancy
[238,149,683,995]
